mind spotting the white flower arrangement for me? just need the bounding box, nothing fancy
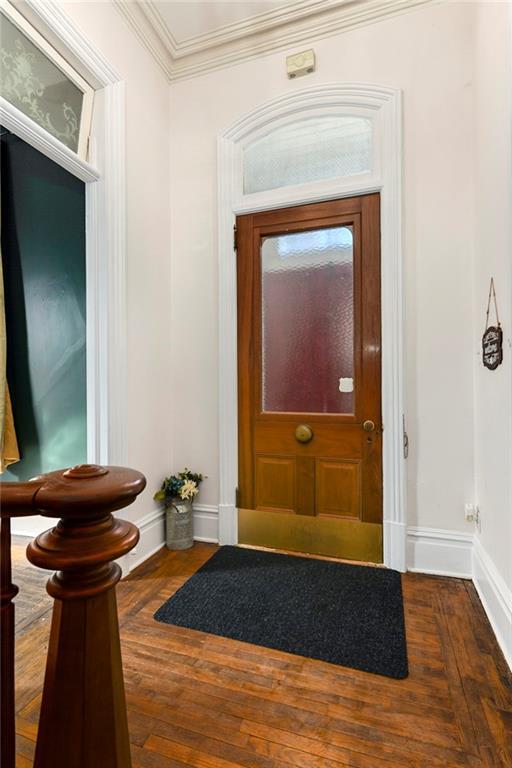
[154,468,205,504]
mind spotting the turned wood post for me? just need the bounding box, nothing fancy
[25,464,145,768]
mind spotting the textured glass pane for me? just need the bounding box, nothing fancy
[244,116,371,194]
[262,226,354,414]
[0,13,83,152]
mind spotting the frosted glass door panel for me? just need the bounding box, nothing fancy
[261,226,354,414]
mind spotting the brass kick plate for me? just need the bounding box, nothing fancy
[238,508,383,563]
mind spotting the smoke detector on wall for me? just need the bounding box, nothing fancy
[286,49,316,79]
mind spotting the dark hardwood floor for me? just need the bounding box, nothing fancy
[11,536,512,767]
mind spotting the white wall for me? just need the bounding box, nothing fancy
[69,0,173,525]
[13,0,512,613]
[12,0,172,547]
[11,0,508,660]
[471,0,512,660]
[169,1,477,536]
[473,0,512,591]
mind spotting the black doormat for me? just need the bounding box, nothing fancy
[154,546,408,679]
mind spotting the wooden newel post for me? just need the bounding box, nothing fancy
[26,464,145,768]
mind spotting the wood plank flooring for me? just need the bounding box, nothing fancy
[11,537,512,767]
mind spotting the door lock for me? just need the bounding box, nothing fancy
[363,420,375,432]
[295,424,313,443]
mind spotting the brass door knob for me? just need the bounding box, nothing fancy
[363,420,375,432]
[295,424,313,443]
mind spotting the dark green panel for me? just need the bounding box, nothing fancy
[1,130,86,481]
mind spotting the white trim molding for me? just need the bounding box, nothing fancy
[217,83,406,571]
[0,97,99,182]
[6,0,128,467]
[407,527,473,579]
[193,505,220,544]
[472,536,512,671]
[115,0,435,82]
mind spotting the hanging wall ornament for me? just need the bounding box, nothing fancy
[482,278,503,370]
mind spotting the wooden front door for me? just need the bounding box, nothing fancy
[237,194,382,562]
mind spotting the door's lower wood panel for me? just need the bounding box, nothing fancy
[238,507,382,562]
[255,455,295,512]
[316,458,362,519]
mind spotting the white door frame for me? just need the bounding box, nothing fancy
[0,0,127,467]
[217,83,406,571]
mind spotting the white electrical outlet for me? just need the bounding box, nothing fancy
[464,503,477,523]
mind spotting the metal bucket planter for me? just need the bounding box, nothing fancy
[165,498,194,550]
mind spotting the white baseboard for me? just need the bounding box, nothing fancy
[125,507,166,573]
[125,504,219,573]
[472,536,512,671]
[192,504,219,543]
[407,526,473,578]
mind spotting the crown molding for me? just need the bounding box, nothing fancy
[113,0,172,79]
[147,0,356,59]
[115,0,437,82]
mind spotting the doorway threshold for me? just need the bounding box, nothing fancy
[237,542,386,569]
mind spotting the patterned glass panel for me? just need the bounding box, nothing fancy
[244,116,371,194]
[0,13,83,152]
[261,226,354,414]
